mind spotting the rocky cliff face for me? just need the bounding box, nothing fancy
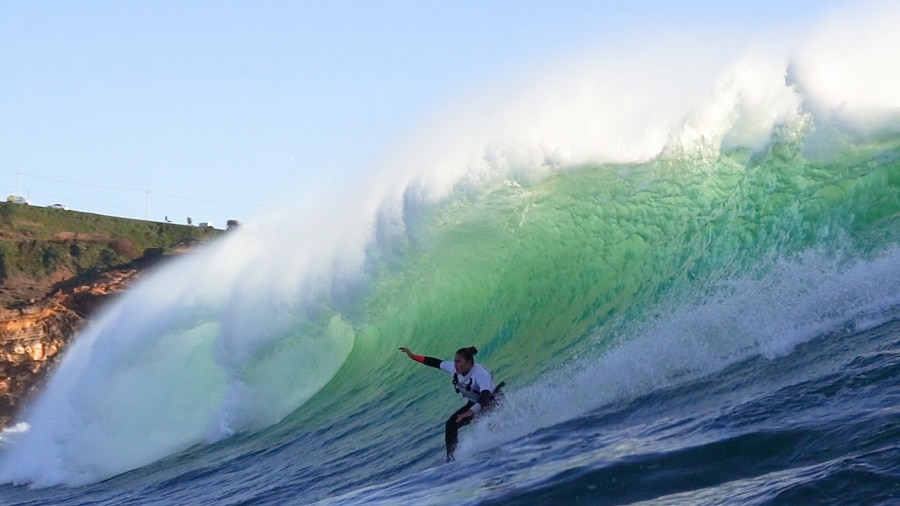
[0,204,221,430]
[0,262,154,428]
[0,304,81,427]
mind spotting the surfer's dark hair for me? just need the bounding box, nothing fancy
[456,346,478,362]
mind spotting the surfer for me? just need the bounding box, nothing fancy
[399,346,503,462]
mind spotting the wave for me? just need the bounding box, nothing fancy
[458,247,900,458]
[2,2,899,488]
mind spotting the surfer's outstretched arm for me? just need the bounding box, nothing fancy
[398,347,442,368]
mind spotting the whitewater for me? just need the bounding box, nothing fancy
[2,4,899,505]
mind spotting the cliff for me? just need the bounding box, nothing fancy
[0,203,222,428]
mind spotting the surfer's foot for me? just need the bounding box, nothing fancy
[446,452,455,463]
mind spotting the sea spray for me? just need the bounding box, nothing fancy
[0,209,362,486]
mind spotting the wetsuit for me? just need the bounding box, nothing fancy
[411,355,497,461]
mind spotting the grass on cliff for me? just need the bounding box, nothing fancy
[0,202,222,283]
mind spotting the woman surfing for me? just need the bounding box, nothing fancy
[399,346,504,462]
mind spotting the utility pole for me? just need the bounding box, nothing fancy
[145,189,149,220]
[15,170,20,196]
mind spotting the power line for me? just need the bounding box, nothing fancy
[3,169,260,208]
[148,189,257,207]
[6,170,144,193]
[27,191,143,213]
[2,169,273,226]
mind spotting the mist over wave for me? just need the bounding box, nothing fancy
[1,2,899,490]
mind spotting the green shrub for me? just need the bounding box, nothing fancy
[98,248,117,267]
[41,243,67,272]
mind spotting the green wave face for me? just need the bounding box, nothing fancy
[312,127,899,430]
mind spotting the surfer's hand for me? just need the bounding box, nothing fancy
[455,410,473,423]
[398,347,413,358]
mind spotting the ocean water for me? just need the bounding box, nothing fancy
[1,9,899,506]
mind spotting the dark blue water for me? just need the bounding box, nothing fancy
[1,303,896,505]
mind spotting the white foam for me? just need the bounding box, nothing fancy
[0,423,29,444]
[666,49,805,158]
[459,247,900,457]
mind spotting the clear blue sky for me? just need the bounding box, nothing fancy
[1,1,843,225]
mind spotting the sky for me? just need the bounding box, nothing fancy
[1,1,847,226]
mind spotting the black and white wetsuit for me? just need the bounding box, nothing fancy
[412,354,498,460]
